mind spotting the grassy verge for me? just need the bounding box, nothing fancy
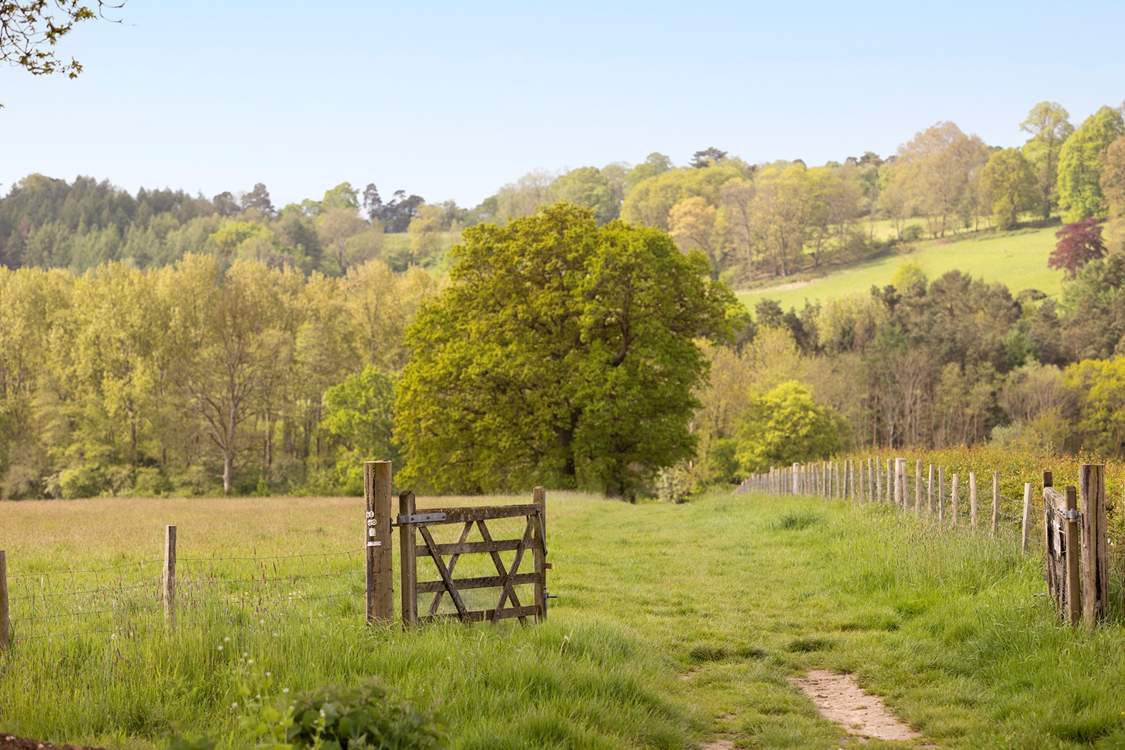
[2,492,1124,748]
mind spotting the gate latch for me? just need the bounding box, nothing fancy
[1062,509,1081,522]
[395,512,448,525]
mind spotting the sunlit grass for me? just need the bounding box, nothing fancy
[738,224,1062,311]
[3,492,1125,748]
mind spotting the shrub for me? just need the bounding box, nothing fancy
[58,463,108,499]
[735,381,844,473]
[286,678,443,749]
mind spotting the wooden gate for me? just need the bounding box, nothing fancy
[1043,480,1081,624]
[395,488,548,626]
[1043,466,1108,627]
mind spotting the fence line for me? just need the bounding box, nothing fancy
[0,537,370,648]
[737,456,1114,628]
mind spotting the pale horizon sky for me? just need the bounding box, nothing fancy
[1,1,1123,208]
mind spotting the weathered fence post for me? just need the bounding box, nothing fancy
[1064,486,1082,625]
[1020,482,1033,555]
[792,463,799,495]
[398,491,418,626]
[1079,464,1107,626]
[927,464,934,515]
[0,550,9,651]
[162,525,177,629]
[895,458,906,508]
[991,472,1000,536]
[364,460,394,624]
[914,460,922,514]
[533,486,548,622]
[951,474,960,526]
[937,467,945,524]
[886,458,893,503]
[969,473,978,530]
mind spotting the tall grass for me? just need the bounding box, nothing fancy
[3,491,1125,748]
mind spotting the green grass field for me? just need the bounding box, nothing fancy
[738,225,1063,312]
[3,491,1125,749]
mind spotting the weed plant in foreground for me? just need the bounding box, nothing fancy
[2,492,1125,748]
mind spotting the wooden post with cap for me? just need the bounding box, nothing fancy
[364,460,394,624]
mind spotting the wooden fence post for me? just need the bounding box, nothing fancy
[969,473,978,530]
[1020,482,1033,555]
[951,474,960,526]
[927,464,934,515]
[533,486,548,622]
[0,550,9,651]
[895,458,905,508]
[914,460,922,514]
[398,491,417,627]
[1079,464,1107,626]
[792,463,799,495]
[991,472,1000,536]
[886,459,893,503]
[364,460,394,624]
[1064,486,1082,625]
[937,467,945,524]
[162,525,177,629]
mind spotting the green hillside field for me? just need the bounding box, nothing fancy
[737,225,1063,312]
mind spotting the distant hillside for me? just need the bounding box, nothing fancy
[737,225,1063,311]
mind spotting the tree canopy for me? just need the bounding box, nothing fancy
[1057,106,1125,223]
[394,203,737,497]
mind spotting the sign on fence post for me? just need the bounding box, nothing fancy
[364,460,394,624]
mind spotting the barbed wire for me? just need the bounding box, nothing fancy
[8,558,163,580]
[178,571,358,587]
[178,548,364,564]
[8,581,159,603]
[18,603,160,624]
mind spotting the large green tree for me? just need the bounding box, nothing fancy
[1020,101,1073,219]
[1057,106,1125,223]
[734,381,843,474]
[394,203,736,497]
[979,148,1036,229]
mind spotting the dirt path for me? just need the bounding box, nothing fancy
[790,670,924,743]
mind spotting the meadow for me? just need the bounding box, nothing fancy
[737,225,1062,311]
[3,490,1125,749]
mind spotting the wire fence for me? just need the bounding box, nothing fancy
[738,456,1124,625]
[0,536,368,647]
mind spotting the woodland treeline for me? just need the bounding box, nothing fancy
[0,257,435,498]
[4,100,1125,498]
[4,102,1123,284]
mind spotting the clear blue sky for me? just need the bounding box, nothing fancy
[1,1,1123,208]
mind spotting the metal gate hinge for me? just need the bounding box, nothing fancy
[1063,509,1080,522]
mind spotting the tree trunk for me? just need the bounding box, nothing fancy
[223,451,234,495]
